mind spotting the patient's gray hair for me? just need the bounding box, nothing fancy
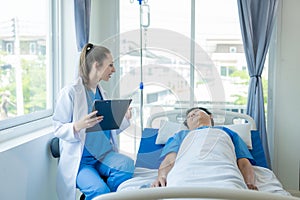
[183,107,214,128]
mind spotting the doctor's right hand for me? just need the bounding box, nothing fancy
[73,110,103,132]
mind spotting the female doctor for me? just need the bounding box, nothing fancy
[52,43,134,200]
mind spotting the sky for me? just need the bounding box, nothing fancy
[120,0,241,37]
[0,0,47,23]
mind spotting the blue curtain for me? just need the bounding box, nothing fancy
[74,0,91,52]
[237,0,278,168]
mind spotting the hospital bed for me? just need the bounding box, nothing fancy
[95,109,299,200]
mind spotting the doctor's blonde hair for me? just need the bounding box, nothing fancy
[79,43,111,86]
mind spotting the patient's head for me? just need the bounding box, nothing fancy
[184,107,214,130]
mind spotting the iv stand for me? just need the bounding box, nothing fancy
[137,0,150,133]
[139,0,144,133]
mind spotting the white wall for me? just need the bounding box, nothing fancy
[0,128,57,200]
[271,0,300,191]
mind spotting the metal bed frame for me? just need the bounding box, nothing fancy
[95,187,300,200]
[146,109,256,130]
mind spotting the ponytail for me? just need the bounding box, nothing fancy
[78,43,94,86]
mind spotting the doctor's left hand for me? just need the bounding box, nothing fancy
[73,110,103,132]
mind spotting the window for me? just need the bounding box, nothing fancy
[6,43,13,54]
[119,0,268,156]
[220,66,227,76]
[119,0,191,155]
[29,42,36,55]
[195,0,249,106]
[229,46,237,53]
[0,0,55,138]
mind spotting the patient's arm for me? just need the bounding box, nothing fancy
[151,152,177,187]
[237,158,258,190]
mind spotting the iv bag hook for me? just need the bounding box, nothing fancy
[141,2,150,28]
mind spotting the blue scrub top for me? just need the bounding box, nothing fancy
[81,87,112,164]
[160,126,255,164]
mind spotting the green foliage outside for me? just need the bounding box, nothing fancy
[0,51,46,117]
[230,67,268,105]
[22,56,47,113]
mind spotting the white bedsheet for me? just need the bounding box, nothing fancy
[118,166,290,196]
[118,129,290,196]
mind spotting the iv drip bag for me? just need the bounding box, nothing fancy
[141,4,150,28]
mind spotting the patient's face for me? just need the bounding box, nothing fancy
[186,109,212,130]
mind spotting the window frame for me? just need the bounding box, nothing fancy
[0,0,60,142]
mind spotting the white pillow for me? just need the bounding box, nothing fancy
[224,123,252,149]
[155,120,252,149]
[155,120,187,144]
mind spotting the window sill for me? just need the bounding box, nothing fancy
[0,117,54,153]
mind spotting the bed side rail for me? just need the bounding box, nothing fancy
[146,109,256,130]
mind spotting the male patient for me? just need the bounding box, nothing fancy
[151,107,258,190]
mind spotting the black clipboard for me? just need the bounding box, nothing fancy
[86,99,132,132]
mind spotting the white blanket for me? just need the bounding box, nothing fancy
[118,128,290,196]
[117,167,158,191]
[167,128,246,189]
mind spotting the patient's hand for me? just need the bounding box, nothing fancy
[151,175,167,187]
[246,183,258,190]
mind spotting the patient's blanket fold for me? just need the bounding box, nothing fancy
[167,128,247,189]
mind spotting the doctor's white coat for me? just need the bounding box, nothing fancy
[52,77,130,200]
